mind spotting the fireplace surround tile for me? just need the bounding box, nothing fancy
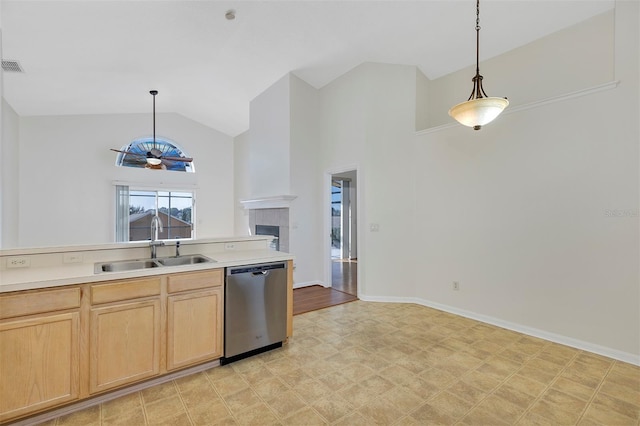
[249,208,289,253]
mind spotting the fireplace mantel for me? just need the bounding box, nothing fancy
[240,195,297,210]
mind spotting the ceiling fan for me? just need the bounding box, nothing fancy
[110,90,193,169]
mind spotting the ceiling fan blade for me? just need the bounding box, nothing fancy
[110,148,147,158]
[162,156,193,162]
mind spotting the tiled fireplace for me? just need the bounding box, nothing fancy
[241,196,296,253]
[250,209,289,252]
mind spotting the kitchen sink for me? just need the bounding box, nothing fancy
[156,254,216,267]
[95,259,161,273]
[94,254,215,274]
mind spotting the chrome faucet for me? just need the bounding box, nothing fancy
[149,214,164,258]
[175,240,180,257]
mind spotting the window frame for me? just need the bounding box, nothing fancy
[114,183,197,243]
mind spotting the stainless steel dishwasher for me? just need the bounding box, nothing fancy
[221,262,287,364]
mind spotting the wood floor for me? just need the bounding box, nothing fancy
[293,259,358,315]
[331,258,357,296]
[293,285,357,315]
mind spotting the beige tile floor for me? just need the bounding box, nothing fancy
[43,301,639,425]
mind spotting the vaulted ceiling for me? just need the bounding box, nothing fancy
[1,0,614,137]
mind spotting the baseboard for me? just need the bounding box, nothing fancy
[359,294,639,366]
[293,281,328,289]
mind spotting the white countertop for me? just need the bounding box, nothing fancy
[1,241,293,293]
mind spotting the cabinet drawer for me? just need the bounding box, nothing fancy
[91,277,161,305]
[167,269,223,294]
[0,287,80,319]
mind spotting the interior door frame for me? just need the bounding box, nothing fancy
[323,164,360,296]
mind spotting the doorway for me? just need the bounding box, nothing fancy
[329,169,358,297]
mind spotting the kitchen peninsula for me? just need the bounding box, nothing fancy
[0,237,294,424]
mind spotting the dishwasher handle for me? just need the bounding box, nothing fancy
[227,262,287,276]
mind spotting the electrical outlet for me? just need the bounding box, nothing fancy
[63,253,84,264]
[7,257,31,268]
[225,243,235,250]
[452,281,460,291]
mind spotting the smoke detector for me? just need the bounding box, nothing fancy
[2,60,25,73]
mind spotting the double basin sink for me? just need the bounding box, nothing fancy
[95,254,216,274]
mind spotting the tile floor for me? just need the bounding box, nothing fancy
[43,301,639,425]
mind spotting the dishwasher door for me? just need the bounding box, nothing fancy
[224,262,287,361]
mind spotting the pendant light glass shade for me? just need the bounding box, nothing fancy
[449,97,509,130]
[450,0,508,130]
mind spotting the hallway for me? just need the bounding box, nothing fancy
[331,258,357,296]
[292,259,358,315]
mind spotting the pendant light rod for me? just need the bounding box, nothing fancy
[475,0,480,79]
[150,90,158,150]
[469,0,488,101]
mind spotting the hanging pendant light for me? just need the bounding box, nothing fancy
[449,0,508,130]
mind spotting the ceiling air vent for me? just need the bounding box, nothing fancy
[2,60,25,73]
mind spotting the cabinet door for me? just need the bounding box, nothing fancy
[0,312,80,422]
[90,299,161,394]
[167,287,222,371]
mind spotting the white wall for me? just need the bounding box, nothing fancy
[319,65,368,289]
[11,112,234,248]
[289,74,322,286]
[361,63,418,298]
[415,69,430,132]
[276,3,637,361]
[0,13,5,247]
[1,99,19,248]
[421,9,615,130]
[233,130,251,236]
[413,2,638,359]
[236,74,324,286]
[235,1,637,361]
[318,63,418,298]
[248,74,291,198]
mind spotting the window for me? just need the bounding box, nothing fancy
[115,186,195,242]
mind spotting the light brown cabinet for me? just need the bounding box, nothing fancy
[88,276,162,394]
[166,269,224,371]
[167,288,222,370]
[0,288,81,423]
[89,299,161,394]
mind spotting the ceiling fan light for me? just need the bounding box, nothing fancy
[448,97,509,130]
[146,157,162,166]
